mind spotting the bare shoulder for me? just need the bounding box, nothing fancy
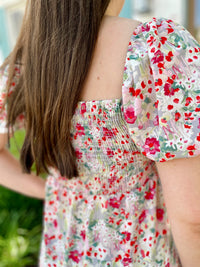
[114,16,141,28]
[102,16,141,35]
[80,16,142,101]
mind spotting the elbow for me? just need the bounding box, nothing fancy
[0,133,8,152]
[0,145,6,153]
[175,208,200,233]
[188,211,200,233]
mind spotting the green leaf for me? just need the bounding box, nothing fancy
[88,220,98,231]
[144,97,151,104]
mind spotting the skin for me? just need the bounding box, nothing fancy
[0,1,200,266]
[105,0,125,16]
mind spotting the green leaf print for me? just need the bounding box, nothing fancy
[194,90,200,94]
[144,97,151,104]
[159,136,178,152]
[129,54,139,60]
[74,215,82,224]
[172,81,185,91]
[92,242,98,247]
[150,228,155,234]
[88,220,98,231]
[85,256,93,263]
[156,259,163,265]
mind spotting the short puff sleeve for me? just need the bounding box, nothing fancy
[122,17,200,162]
[0,64,24,133]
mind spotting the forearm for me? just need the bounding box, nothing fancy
[171,220,200,267]
[0,148,46,200]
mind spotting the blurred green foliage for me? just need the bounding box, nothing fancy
[0,130,44,267]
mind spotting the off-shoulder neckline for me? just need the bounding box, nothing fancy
[76,20,144,108]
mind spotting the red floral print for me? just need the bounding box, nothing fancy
[139,210,147,224]
[68,250,83,263]
[75,123,85,136]
[156,208,164,221]
[124,105,137,124]
[143,137,160,155]
[103,127,114,139]
[152,50,164,64]
[108,197,121,209]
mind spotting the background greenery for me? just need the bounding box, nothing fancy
[0,130,44,267]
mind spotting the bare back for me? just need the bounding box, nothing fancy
[79,16,141,101]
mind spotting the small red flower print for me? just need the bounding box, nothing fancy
[175,112,181,122]
[129,87,135,96]
[165,152,175,159]
[122,257,132,266]
[185,97,193,106]
[160,36,167,44]
[106,148,114,158]
[173,98,179,104]
[69,250,83,263]
[196,96,200,103]
[166,51,174,62]
[103,127,114,139]
[153,115,159,126]
[187,145,195,151]
[152,50,164,64]
[141,81,146,88]
[124,106,137,124]
[154,100,159,109]
[184,124,191,129]
[155,78,163,86]
[121,231,131,241]
[135,89,141,97]
[80,230,86,241]
[143,137,160,155]
[144,190,154,200]
[108,197,121,209]
[167,27,174,34]
[108,175,117,184]
[53,219,58,228]
[185,112,194,121]
[44,234,55,246]
[164,83,176,96]
[167,105,174,110]
[139,210,147,224]
[80,103,86,115]
[156,208,164,221]
[76,123,85,136]
[115,254,122,262]
[141,249,145,258]
[75,149,83,159]
[52,255,58,261]
[142,24,150,32]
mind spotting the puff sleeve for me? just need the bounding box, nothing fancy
[122,17,200,162]
[0,64,24,133]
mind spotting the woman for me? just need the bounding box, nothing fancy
[0,0,200,266]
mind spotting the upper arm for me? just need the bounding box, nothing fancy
[121,17,200,225]
[156,156,200,225]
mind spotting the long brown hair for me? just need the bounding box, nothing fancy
[1,0,110,178]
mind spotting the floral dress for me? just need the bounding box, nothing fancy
[1,17,200,267]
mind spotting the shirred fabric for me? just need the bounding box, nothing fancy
[1,17,200,266]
